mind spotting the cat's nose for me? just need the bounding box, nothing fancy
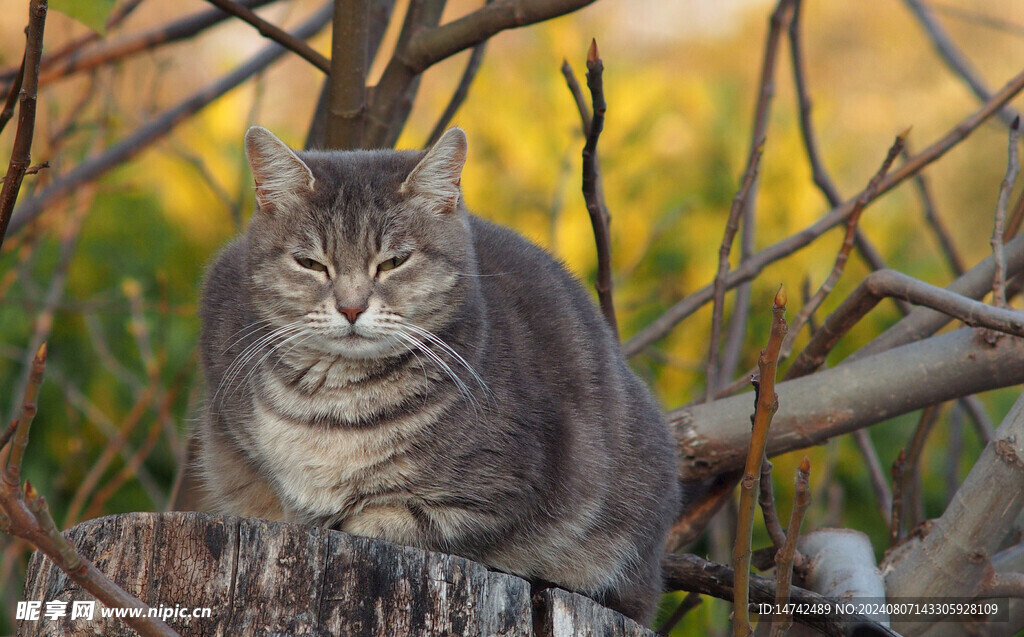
[337,305,366,324]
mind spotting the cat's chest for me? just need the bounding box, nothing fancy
[247,365,453,524]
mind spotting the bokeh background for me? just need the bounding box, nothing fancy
[0,0,1022,633]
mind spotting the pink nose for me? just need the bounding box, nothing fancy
[337,305,366,324]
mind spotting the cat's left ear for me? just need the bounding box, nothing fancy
[401,127,467,214]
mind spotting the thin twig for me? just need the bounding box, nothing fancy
[365,0,600,147]
[624,65,1024,357]
[1007,189,1024,240]
[0,421,16,455]
[946,404,964,503]
[903,0,1020,127]
[0,161,47,183]
[786,269,1024,380]
[655,592,702,636]
[716,0,795,391]
[992,116,1020,308]
[204,0,330,73]
[902,404,943,529]
[0,0,47,252]
[579,40,618,339]
[665,471,742,552]
[0,346,180,637]
[706,142,764,401]
[560,60,591,135]
[715,133,904,398]
[7,4,334,236]
[734,286,787,637]
[890,448,907,547]
[758,458,787,551]
[771,456,811,637]
[930,2,1024,38]
[852,429,892,524]
[0,52,25,136]
[425,1,493,148]
[902,144,964,275]
[0,0,280,91]
[788,0,905,316]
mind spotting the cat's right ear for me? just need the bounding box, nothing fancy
[244,126,315,212]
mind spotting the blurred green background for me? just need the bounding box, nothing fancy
[0,0,1022,633]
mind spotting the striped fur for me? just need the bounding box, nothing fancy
[195,127,681,623]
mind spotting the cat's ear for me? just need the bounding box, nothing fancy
[244,126,315,212]
[401,127,467,214]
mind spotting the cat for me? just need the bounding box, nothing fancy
[194,125,681,623]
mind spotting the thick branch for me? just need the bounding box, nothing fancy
[672,327,1024,481]
[326,0,369,148]
[883,390,1024,635]
[786,269,1024,379]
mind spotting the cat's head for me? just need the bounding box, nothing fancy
[241,126,477,360]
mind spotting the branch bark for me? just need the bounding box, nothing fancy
[326,0,369,148]
[672,327,1024,481]
[0,0,47,252]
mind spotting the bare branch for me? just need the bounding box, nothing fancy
[0,0,280,91]
[560,59,591,135]
[662,553,900,637]
[673,327,1024,481]
[579,40,618,339]
[426,2,493,148]
[770,457,811,637]
[0,0,47,252]
[992,116,1020,308]
[365,0,599,147]
[733,287,787,636]
[326,0,369,148]
[903,0,1020,127]
[855,231,1024,361]
[706,142,764,401]
[902,144,965,275]
[204,0,330,73]
[890,449,907,547]
[0,53,25,136]
[715,0,795,391]
[655,592,701,636]
[902,404,943,530]
[786,269,1024,380]
[7,4,333,237]
[852,429,892,525]
[0,346,180,637]
[758,458,787,552]
[624,65,1024,357]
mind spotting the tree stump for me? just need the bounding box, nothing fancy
[18,512,656,636]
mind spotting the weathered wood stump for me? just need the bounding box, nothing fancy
[19,512,655,636]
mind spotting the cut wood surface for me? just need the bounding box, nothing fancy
[18,511,654,637]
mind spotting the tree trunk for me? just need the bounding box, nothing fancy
[18,512,654,637]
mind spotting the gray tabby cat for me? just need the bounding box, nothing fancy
[195,125,680,623]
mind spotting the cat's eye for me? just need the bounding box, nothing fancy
[377,254,409,274]
[295,256,328,273]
